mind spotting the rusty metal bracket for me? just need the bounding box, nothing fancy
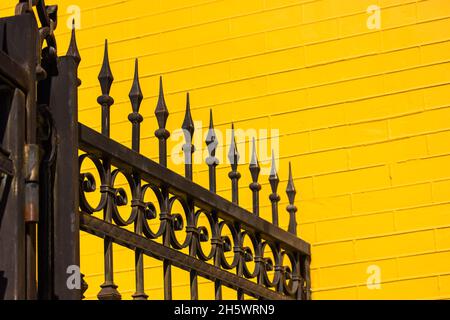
[24,143,40,222]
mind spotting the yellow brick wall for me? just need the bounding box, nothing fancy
[2,0,450,299]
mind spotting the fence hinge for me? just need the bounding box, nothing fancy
[24,143,40,223]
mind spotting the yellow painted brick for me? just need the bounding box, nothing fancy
[417,0,450,22]
[338,12,370,37]
[417,18,450,44]
[436,227,450,251]
[227,0,264,16]
[319,258,398,288]
[390,107,450,139]
[428,131,450,156]
[290,149,349,177]
[280,132,311,155]
[314,166,391,197]
[395,203,450,231]
[354,230,435,260]
[344,90,424,123]
[423,83,450,110]
[358,276,440,299]
[304,39,346,66]
[300,195,352,222]
[376,47,421,72]
[398,251,450,278]
[160,20,230,52]
[312,241,355,266]
[390,155,450,185]
[316,213,395,242]
[349,136,428,169]
[352,183,432,215]
[297,223,316,243]
[271,106,347,134]
[431,179,450,202]
[311,121,388,151]
[227,90,306,120]
[382,2,417,28]
[264,0,304,10]
[230,5,302,37]
[301,19,339,44]
[381,24,420,51]
[302,0,373,24]
[266,25,303,50]
[439,274,450,297]
[421,41,450,65]
[191,0,236,23]
[379,0,416,6]
[384,63,450,93]
[194,33,266,64]
[231,47,305,80]
[308,75,384,107]
[339,32,382,59]
[313,286,358,300]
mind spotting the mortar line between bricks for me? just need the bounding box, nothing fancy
[60,0,426,56]
[82,112,450,167]
[311,247,450,271]
[313,223,450,248]
[313,271,450,294]
[78,66,450,125]
[77,35,450,97]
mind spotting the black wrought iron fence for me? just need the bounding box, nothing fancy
[0,0,311,300]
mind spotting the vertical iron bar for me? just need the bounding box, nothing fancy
[205,109,221,299]
[128,59,147,300]
[154,76,172,300]
[182,93,198,300]
[97,39,120,300]
[228,124,243,299]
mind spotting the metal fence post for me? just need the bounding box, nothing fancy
[41,26,81,299]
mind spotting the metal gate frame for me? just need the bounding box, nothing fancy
[0,0,311,300]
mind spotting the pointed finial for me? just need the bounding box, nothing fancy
[269,151,279,193]
[128,59,143,113]
[228,123,240,170]
[286,162,296,203]
[286,162,298,235]
[182,92,195,140]
[249,137,260,183]
[98,39,114,95]
[66,19,81,65]
[205,109,218,157]
[155,76,169,130]
[269,150,280,226]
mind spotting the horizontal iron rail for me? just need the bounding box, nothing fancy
[78,123,310,256]
[0,51,29,92]
[0,148,13,176]
[79,212,292,300]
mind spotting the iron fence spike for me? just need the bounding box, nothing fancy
[66,18,81,65]
[182,92,195,138]
[286,162,298,235]
[98,39,114,95]
[155,76,169,129]
[128,58,143,113]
